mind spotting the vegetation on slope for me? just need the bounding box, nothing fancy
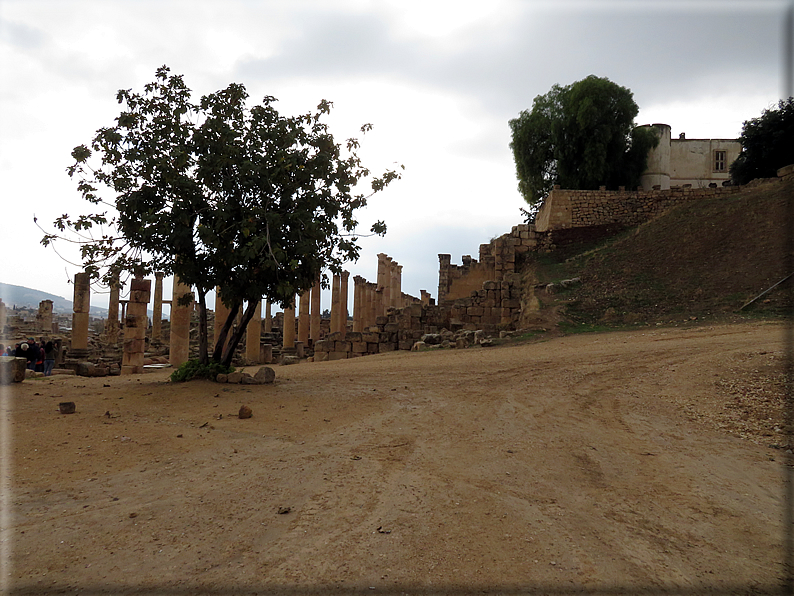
[521,177,793,328]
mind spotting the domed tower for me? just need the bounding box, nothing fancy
[639,123,671,190]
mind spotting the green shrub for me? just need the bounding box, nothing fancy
[170,359,234,383]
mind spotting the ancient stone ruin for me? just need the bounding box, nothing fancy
[6,166,789,380]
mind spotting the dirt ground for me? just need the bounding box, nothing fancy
[4,320,790,595]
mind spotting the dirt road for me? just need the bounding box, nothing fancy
[5,321,788,594]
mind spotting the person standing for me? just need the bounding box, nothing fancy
[43,341,56,376]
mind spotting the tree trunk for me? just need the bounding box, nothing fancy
[212,300,241,362]
[221,300,260,367]
[197,290,209,365]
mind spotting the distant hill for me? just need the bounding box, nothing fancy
[0,283,109,317]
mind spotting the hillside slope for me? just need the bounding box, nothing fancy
[523,177,792,326]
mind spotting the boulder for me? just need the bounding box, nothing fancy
[226,371,243,384]
[1,358,26,384]
[254,367,276,384]
[238,405,252,419]
[241,373,258,384]
[421,333,442,345]
[216,373,228,383]
[74,362,109,377]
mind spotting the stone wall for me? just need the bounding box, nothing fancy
[313,303,452,360]
[535,184,742,233]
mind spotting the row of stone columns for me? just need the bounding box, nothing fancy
[376,253,403,315]
[75,251,411,370]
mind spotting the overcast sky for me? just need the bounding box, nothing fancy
[0,0,788,316]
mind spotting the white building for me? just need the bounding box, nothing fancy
[639,123,741,190]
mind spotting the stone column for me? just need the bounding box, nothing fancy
[330,273,341,334]
[396,265,403,308]
[37,300,53,334]
[310,277,321,345]
[389,263,401,308]
[70,272,91,358]
[0,299,6,335]
[282,298,296,350]
[352,276,363,333]
[121,277,151,375]
[376,253,389,316]
[374,288,383,323]
[264,299,272,333]
[245,300,262,363]
[366,283,376,329]
[151,272,164,341]
[106,274,120,343]
[339,271,349,338]
[214,288,231,354]
[298,291,310,345]
[169,276,193,367]
[438,254,451,304]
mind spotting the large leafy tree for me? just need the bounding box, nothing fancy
[730,97,794,185]
[42,66,401,366]
[509,75,658,207]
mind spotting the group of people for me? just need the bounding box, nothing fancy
[2,338,58,376]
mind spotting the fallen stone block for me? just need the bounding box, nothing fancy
[0,357,27,384]
[52,368,76,376]
[226,371,243,384]
[254,367,276,384]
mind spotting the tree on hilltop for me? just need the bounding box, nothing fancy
[730,97,794,185]
[41,66,402,368]
[509,75,658,208]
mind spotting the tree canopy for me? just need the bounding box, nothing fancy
[730,97,794,185]
[42,66,401,366]
[509,75,658,207]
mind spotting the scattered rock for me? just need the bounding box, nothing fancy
[474,330,486,345]
[479,338,494,347]
[240,373,257,384]
[277,506,291,514]
[421,333,442,345]
[411,341,427,351]
[281,355,300,366]
[238,405,253,419]
[226,372,243,384]
[59,402,76,414]
[216,373,228,383]
[254,367,276,384]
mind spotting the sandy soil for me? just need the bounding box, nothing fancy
[5,321,789,595]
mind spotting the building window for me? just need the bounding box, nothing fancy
[714,150,726,172]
